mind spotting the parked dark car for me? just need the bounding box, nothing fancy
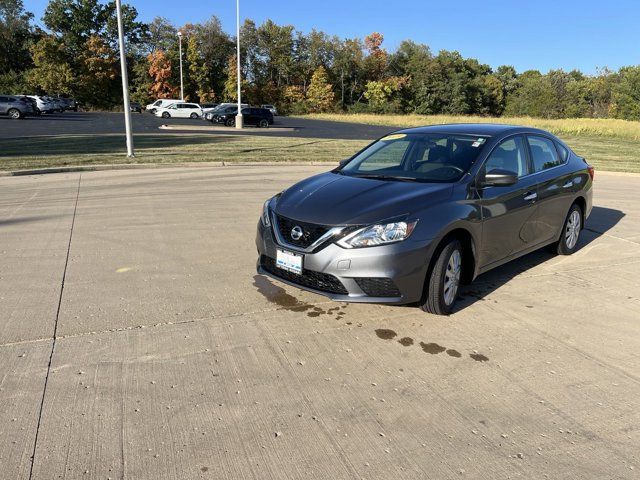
[130,101,142,113]
[256,124,594,315]
[214,107,274,127]
[0,95,36,119]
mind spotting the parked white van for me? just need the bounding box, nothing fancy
[155,102,203,119]
[145,99,180,114]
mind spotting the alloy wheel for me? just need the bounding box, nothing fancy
[565,210,581,249]
[443,249,462,306]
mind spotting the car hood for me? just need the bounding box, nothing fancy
[274,172,453,225]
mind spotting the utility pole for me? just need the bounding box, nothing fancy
[235,0,243,129]
[115,0,134,157]
[177,31,184,100]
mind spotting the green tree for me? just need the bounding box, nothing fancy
[611,66,640,120]
[306,65,335,113]
[26,35,74,94]
[0,0,36,74]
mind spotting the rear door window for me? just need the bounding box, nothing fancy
[528,136,563,172]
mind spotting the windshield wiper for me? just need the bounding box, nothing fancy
[354,174,421,182]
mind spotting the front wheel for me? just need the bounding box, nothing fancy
[190,112,198,119]
[258,119,269,128]
[554,204,582,255]
[420,240,462,315]
[8,108,22,119]
[161,112,170,118]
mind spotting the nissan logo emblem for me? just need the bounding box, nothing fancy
[291,225,303,241]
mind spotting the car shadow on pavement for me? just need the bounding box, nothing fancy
[453,206,625,313]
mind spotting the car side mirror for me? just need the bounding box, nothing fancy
[338,159,350,168]
[480,169,518,187]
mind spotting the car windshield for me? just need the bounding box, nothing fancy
[339,132,489,183]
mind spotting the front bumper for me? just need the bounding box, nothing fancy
[255,220,435,304]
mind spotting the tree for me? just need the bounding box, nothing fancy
[147,49,176,99]
[0,0,36,73]
[364,32,387,80]
[77,35,118,107]
[44,0,146,54]
[306,66,335,113]
[223,53,248,101]
[27,35,74,94]
[611,66,640,120]
[364,76,407,113]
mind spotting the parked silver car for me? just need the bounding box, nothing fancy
[0,95,36,119]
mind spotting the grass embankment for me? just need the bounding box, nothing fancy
[300,114,640,173]
[0,134,368,171]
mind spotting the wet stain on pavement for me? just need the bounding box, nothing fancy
[201,467,209,472]
[420,342,447,354]
[375,329,488,362]
[375,328,398,340]
[470,353,489,362]
[253,275,347,319]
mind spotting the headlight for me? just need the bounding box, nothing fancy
[261,199,271,227]
[338,220,417,248]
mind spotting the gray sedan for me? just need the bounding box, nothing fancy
[256,124,594,314]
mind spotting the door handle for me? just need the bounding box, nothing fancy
[523,191,537,202]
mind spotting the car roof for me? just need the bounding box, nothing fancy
[396,123,550,137]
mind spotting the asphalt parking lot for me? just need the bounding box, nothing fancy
[0,111,394,141]
[1,165,638,479]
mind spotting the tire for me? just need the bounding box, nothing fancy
[161,112,170,119]
[258,119,269,128]
[420,239,463,315]
[149,108,156,114]
[225,118,235,127]
[8,108,22,120]
[190,112,198,119]
[554,203,582,255]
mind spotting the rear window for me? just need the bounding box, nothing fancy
[528,135,563,172]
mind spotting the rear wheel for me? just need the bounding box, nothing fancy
[554,203,582,255]
[161,111,170,119]
[225,118,235,127]
[258,119,269,128]
[420,239,462,315]
[8,108,22,119]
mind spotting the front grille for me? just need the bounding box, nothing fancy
[354,277,401,297]
[275,214,330,249]
[260,255,348,295]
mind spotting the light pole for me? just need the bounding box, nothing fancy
[235,0,243,129]
[115,0,134,157]
[177,31,184,101]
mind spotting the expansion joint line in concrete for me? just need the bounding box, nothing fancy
[28,174,82,479]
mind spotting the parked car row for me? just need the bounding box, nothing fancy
[0,94,79,119]
[144,98,277,127]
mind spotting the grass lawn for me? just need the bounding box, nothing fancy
[2,114,639,173]
[0,134,368,172]
[299,114,640,173]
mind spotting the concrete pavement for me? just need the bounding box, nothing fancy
[0,167,638,479]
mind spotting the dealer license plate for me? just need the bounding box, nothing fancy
[276,249,303,275]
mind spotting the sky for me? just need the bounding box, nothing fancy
[24,0,640,74]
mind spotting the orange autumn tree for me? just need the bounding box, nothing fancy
[148,49,176,98]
